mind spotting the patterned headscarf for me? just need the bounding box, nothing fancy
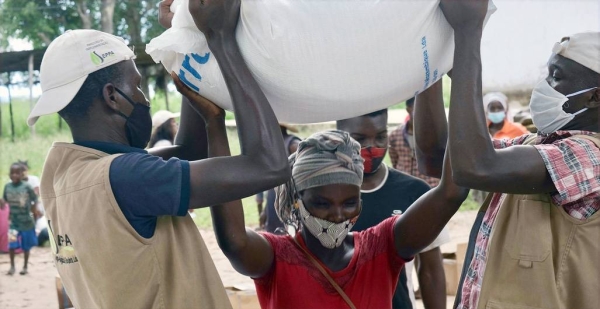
[275,130,364,229]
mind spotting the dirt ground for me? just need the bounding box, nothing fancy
[0,211,477,309]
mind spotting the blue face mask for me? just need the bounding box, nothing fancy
[487,111,506,124]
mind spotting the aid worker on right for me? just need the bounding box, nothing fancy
[417,1,600,308]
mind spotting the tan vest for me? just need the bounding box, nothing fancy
[475,135,600,309]
[40,143,231,309]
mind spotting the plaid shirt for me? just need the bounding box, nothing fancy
[458,130,600,309]
[388,123,440,187]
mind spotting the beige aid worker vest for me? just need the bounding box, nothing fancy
[475,135,600,309]
[40,143,232,309]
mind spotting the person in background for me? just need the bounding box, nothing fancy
[18,160,40,197]
[259,123,302,232]
[338,108,449,309]
[3,163,38,275]
[149,110,180,148]
[389,94,451,305]
[17,160,48,246]
[483,92,528,139]
[389,98,440,188]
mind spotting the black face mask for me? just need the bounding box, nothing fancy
[114,87,152,149]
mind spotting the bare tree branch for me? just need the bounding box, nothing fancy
[37,32,52,45]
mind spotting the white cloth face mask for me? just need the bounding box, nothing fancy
[529,79,597,134]
[298,199,357,249]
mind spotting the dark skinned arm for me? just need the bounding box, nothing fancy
[206,120,275,278]
[149,96,209,161]
[173,70,275,278]
[155,1,290,209]
[394,146,469,259]
[414,79,447,178]
[150,0,209,162]
[440,0,555,194]
[417,248,446,309]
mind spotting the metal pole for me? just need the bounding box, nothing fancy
[28,53,35,136]
[7,73,15,142]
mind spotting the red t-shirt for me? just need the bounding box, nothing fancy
[254,216,407,309]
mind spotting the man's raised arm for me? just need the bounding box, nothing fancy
[184,0,290,208]
[440,0,555,194]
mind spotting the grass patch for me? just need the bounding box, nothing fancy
[460,192,481,211]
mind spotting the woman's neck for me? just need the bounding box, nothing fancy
[300,228,354,272]
[488,120,504,136]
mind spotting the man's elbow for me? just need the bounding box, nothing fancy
[216,235,247,256]
[262,162,292,188]
[452,168,487,190]
[417,156,444,178]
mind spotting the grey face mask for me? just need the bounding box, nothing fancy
[529,79,596,134]
[298,200,359,249]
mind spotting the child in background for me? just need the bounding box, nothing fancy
[3,163,38,275]
[18,160,48,246]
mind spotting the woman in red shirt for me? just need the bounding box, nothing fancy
[209,129,467,309]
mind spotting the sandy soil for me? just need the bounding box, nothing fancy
[0,211,477,309]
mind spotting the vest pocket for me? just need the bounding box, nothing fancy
[503,199,551,262]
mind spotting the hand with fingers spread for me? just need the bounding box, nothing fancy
[188,0,241,42]
[440,0,488,33]
[159,0,175,29]
[171,72,225,122]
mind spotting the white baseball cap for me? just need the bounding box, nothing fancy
[27,29,136,126]
[552,32,600,74]
[152,110,180,128]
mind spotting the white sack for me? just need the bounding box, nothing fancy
[147,0,496,123]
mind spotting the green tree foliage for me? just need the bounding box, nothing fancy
[0,0,164,48]
[0,0,93,48]
[115,0,163,45]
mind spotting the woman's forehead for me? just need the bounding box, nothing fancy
[302,184,360,199]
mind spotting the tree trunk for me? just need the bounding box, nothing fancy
[101,0,116,34]
[76,0,92,29]
[126,0,142,44]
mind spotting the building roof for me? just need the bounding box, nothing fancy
[0,45,156,74]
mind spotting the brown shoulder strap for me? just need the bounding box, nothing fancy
[292,237,357,309]
[480,192,495,212]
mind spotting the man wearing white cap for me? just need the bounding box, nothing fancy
[415,1,600,308]
[29,1,290,308]
[149,109,180,148]
[483,92,528,139]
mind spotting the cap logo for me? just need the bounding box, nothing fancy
[90,50,116,66]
